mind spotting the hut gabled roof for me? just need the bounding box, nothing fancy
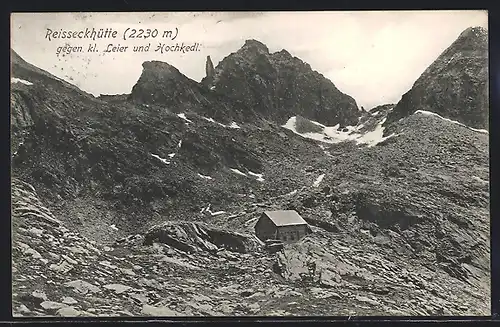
[262,210,307,227]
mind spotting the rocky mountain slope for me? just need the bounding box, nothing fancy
[385,27,488,130]
[12,138,489,317]
[11,47,340,244]
[11,26,490,317]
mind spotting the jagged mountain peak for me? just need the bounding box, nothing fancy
[125,39,361,127]
[233,40,311,71]
[129,59,201,107]
[201,40,360,127]
[384,26,488,131]
[140,60,184,76]
[459,26,487,40]
[241,39,269,54]
[129,57,254,122]
[440,26,488,56]
[272,48,293,58]
[237,40,299,65]
[11,49,26,66]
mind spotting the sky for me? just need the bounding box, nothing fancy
[11,11,488,109]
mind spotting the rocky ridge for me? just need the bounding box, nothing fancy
[128,60,253,124]
[201,39,361,127]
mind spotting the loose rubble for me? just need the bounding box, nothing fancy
[12,177,489,316]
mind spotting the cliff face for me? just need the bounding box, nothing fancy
[385,27,488,130]
[201,40,361,127]
[129,61,205,108]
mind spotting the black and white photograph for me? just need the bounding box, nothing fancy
[10,11,489,317]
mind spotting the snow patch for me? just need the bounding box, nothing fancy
[231,168,265,182]
[354,118,395,147]
[203,117,226,127]
[177,140,183,148]
[109,224,119,231]
[414,110,489,134]
[11,77,33,86]
[247,171,265,182]
[230,168,247,176]
[150,153,170,165]
[177,113,192,123]
[203,117,216,123]
[202,117,241,129]
[168,153,176,158]
[323,150,334,158]
[313,174,325,188]
[201,204,226,216]
[197,173,213,180]
[210,211,226,216]
[283,116,395,147]
[13,141,24,156]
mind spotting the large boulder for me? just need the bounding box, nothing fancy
[143,221,259,254]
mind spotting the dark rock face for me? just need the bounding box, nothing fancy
[204,55,215,86]
[206,56,215,78]
[201,39,361,127]
[129,61,208,110]
[385,26,488,130]
[128,61,252,124]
